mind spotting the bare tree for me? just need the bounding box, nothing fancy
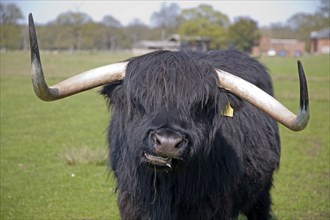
[151,3,180,39]
[54,11,92,50]
[127,19,151,46]
[102,15,122,28]
[0,3,24,49]
[318,0,329,18]
[0,3,23,25]
[101,15,123,50]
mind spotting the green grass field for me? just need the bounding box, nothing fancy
[1,51,329,219]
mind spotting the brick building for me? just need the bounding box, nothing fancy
[310,28,330,55]
[252,37,306,57]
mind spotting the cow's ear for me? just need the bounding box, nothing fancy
[226,92,243,111]
[100,80,123,100]
[218,90,244,117]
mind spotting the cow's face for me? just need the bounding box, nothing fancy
[102,51,231,171]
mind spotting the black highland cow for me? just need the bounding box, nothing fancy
[101,50,280,220]
[28,14,309,220]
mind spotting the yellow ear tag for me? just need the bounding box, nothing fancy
[222,101,234,117]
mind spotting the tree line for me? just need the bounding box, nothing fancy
[0,1,328,53]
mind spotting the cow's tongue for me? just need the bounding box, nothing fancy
[144,153,172,168]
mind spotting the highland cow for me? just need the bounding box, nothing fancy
[28,14,309,220]
[101,50,281,220]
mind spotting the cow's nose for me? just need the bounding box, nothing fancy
[151,131,187,158]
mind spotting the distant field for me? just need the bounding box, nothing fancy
[1,51,329,219]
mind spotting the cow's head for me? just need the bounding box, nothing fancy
[101,51,231,170]
[28,14,310,170]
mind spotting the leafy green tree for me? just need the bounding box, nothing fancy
[179,4,230,27]
[178,4,230,49]
[228,17,260,53]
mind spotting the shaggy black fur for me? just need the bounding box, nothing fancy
[101,49,280,220]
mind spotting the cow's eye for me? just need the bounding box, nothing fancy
[191,102,215,122]
[133,101,147,115]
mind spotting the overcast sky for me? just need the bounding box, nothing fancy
[8,0,321,27]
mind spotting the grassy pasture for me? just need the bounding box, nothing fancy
[1,51,329,219]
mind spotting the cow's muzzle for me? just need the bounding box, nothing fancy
[143,129,189,170]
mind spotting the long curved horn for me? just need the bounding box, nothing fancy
[29,13,127,101]
[29,13,309,131]
[215,62,309,131]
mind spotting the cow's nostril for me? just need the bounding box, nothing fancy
[178,138,189,149]
[153,134,162,146]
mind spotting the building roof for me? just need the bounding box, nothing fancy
[310,28,330,39]
[134,40,179,49]
[270,39,301,44]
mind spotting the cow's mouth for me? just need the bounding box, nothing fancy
[143,152,173,169]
